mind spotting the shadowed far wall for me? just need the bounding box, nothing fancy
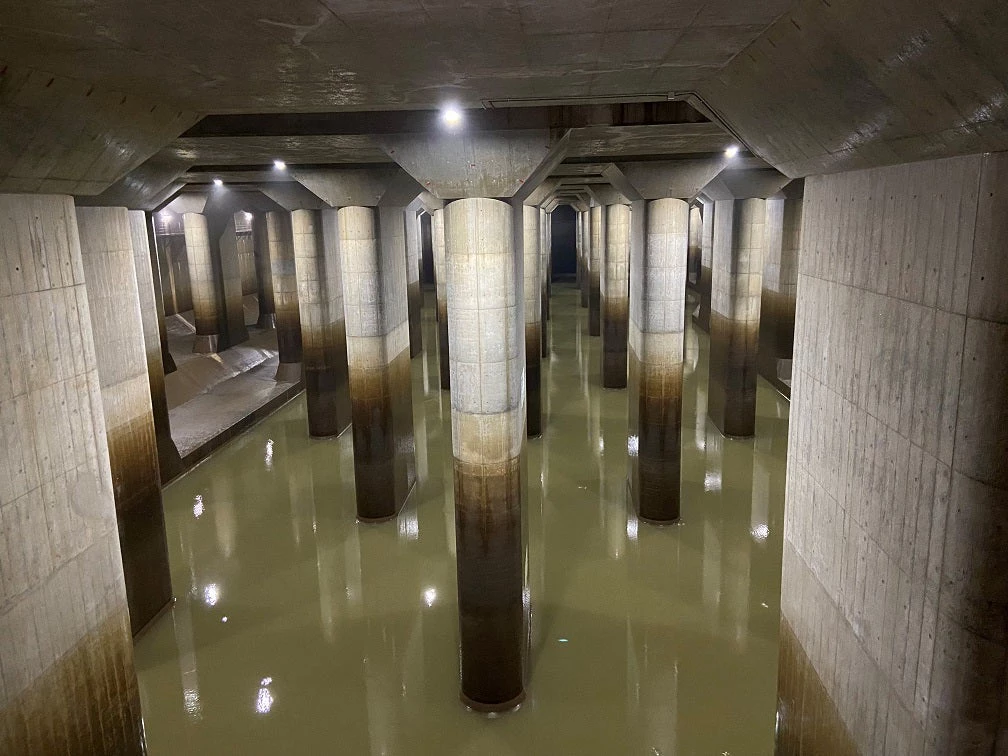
[779,151,1008,754]
[0,194,144,755]
[550,204,577,280]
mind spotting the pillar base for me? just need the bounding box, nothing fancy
[192,334,218,354]
[460,690,526,714]
[257,312,276,329]
[637,513,683,527]
[274,361,302,383]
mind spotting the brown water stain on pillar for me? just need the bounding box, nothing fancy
[408,279,422,358]
[304,322,352,437]
[695,265,712,332]
[589,271,601,336]
[707,312,760,437]
[107,415,173,635]
[601,296,629,389]
[454,456,525,711]
[0,609,145,756]
[525,322,542,438]
[348,349,416,521]
[438,300,451,391]
[628,350,683,522]
[776,618,859,756]
[757,288,795,397]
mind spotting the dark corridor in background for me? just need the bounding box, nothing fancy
[420,212,435,286]
[550,204,576,281]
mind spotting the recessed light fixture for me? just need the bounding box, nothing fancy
[213,178,224,186]
[441,105,463,129]
[273,159,286,170]
[725,145,740,159]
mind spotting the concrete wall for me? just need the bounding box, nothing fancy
[0,195,143,753]
[779,152,1008,753]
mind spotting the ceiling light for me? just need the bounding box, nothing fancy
[441,105,463,129]
[213,178,224,187]
[273,159,286,170]
[725,145,740,159]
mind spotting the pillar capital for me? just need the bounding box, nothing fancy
[292,165,423,208]
[616,158,726,200]
[702,167,791,201]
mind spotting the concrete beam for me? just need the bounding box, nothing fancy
[292,165,423,208]
[617,158,726,200]
[702,167,791,201]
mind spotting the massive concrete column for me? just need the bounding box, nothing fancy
[687,204,702,289]
[627,199,689,523]
[154,211,192,316]
[144,218,176,374]
[405,208,423,358]
[128,211,182,482]
[707,198,766,437]
[589,204,604,336]
[183,212,222,353]
[433,207,450,390]
[539,206,550,358]
[778,152,1008,754]
[235,212,258,295]
[445,198,525,711]
[338,205,416,520]
[695,196,714,331]
[0,194,144,756]
[252,211,276,328]
[580,210,591,308]
[758,180,803,396]
[575,209,583,292]
[601,204,631,388]
[77,206,173,636]
[524,205,542,437]
[215,213,250,349]
[292,209,351,437]
[266,211,304,382]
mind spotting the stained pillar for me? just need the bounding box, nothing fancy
[695,197,714,331]
[589,204,604,336]
[338,205,417,521]
[144,219,176,374]
[539,206,549,357]
[0,194,144,756]
[601,204,631,388]
[405,208,423,358]
[575,209,584,293]
[292,209,352,437]
[523,205,542,437]
[687,204,702,289]
[252,211,276,328]
[235,212,258,296]
[580,210,590,308]
[266,211,304,382]
[76,206,172,635]
[445,197,525,711]
[707,198,766,437]
[183,212,222,353]
[627,199,689,523]
[433,208,450,390]
[128,211,182,482]
[154,211,192,316]
[215,213,250,349]
[758,180,803,396]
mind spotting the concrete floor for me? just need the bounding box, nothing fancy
[133,284,789,755]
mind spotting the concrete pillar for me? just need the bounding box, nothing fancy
[687,204,702,289]
[338,205,417,521]
[76,206,172,635]
[405,208,423,358]
[215,214,250,349]
[0,194,144,755]
[589,204,604,336]
[235,212,258,296]
[539,206,550,357]
[575,209,584,292]
[695,197,714,331]
[523,205,542,437]
[183,212,222,353]
[292,209,352,437]
[266,211,304,382]
[445,197,525,711]
[758,181,803,396]
[580,210,591,308]
[127,211,182,483]
[707,198,765,437]
[154,211,192,316]
[432,207,450,390]
[601,204,631,388]
[778,152,1008,753]
[252,211,276,328]
[627,199,689,523]
[144,220,176,374]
